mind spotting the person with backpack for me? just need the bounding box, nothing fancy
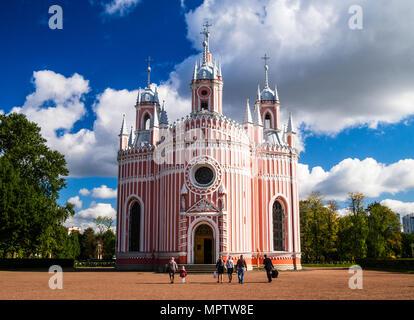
[215,255,225,283]
[167,257,178,283]
[236,255,247,284]
[263,254,275,283]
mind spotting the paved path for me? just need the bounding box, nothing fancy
[0,268,413,300]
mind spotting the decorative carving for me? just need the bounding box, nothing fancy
[187,198,220,213]
[184,155,222,195]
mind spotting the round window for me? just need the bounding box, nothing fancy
[201,90,208,96]
[194,166,214,186]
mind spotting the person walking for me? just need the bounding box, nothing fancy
[226,256,234,283]
[263,254,274,283]
[179,266,187,283]
[236,255,247,284]
[167,257,178,283]
[215,255,225,283]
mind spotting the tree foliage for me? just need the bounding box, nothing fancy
[300,192,403,262]
[0,113,74,257]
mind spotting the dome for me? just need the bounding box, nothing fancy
[140,86,159,103]
[260,87,276,101]
[196,63,215,79]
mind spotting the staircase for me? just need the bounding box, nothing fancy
[178,264,216,274]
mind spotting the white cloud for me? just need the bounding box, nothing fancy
[298,158,414,201]
[64,202,116,232]
[380,199,414,216]
[167,0,414,135]
[67,195,83,209]
[104,0,141,16]
[79,188,91,196]
[91,185,117,199]
[11,70,90,143]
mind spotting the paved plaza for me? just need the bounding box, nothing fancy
[0,268,413,300]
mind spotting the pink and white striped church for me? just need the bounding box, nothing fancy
[115,24,301,271]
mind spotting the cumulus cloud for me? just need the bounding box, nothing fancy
[165,0,414,134]
[9,1,414,178]
[104,0,141,16]
[67,195,83,209]
[380,199,414,216]
[64,202,116,232]
[298,158,414,201]
[11,70,90,143]
[79,188,91,196]
[91,185,117,199]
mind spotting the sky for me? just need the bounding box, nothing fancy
[1,0,413,231]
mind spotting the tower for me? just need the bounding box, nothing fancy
[133,56,162,146]
[190,21,223,114]
[255,54,281,132]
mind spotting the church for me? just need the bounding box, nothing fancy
[115,24,301,271]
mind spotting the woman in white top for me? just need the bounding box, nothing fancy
[226,256,234,283]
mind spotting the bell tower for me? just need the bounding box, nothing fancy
[190,22,223,114]
[255,54,281,133]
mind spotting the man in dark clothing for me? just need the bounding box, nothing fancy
[263,254,274,283]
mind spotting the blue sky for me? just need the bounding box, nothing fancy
[1,0,414,229]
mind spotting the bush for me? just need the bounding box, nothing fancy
[355,258,414,271]
[0,258,74,269]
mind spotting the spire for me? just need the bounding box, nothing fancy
[145,56,153,88]
[254,105,263,126]
[200,21,212,64]
[257,84,261,100]
[160,100,169,125]
[137,88,142,104]
[218,60,222,77]
[119,114,128,135]
[243,99,253,124]
[151,108,159,128]
[287,112,295,133]
[193,61,198,80]
[282,124,287,143]
[275,84,279,101]
[261,53,270,89]
[128,126,134,147]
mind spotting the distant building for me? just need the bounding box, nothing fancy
[402,213,414,234]
[68,227,81,235]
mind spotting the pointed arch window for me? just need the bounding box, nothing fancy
[143,114,151,130]
[273,201,285,251]
[129,202,141,252]
[200,100,208,111]
[265,112,272,129]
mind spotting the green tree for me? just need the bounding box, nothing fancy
[366,202,402,258]
[94,216,114,235]
[0,113,74,257]
[79,227,97,259]
[346,192,369,260]
[299,192,339,262]
[401,233,414,258]
[102,229,116,259]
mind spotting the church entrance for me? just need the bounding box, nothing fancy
[194,224,214,264]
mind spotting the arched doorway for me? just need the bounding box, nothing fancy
[194,224,214,264]
[129,202,141,252]
[273,201,285,251]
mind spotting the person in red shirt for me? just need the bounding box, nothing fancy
[179,266,187,283]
